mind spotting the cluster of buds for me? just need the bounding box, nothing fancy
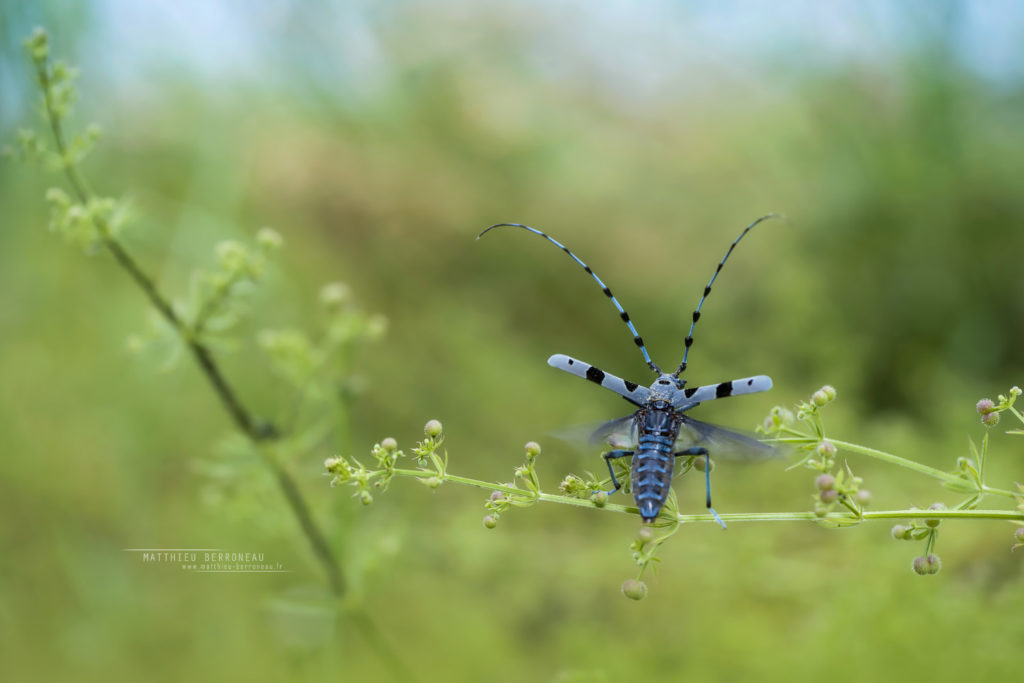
[891,502,946,575]
[483,441,543,529]
[976,386,1022,427]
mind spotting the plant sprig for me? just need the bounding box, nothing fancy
[15,27,409,676]
[331,384,1024,599]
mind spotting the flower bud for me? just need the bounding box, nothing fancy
[891,524,908,540]
[812,390,829,407]
[482,515,497,529]
[319,282,351,308]
[855,489,871,505]
[926,502,945,528]
[819,489,838,504]
[424,419,443,438]
[490,491,505,502]
[975,398,995,415]
[524,441,542,458]
[256,227,283,250]
[621,579,648,601]
[816,441,837,458]
[926,554,942,574]
[359,491,373,506]
[636,527,654,545]
[815,474,836,491]
[380,437,398,451]
[981,411,1000,427]
[591,490,608,507]
[424,476,441,489]
[692,455,713,472]
[912,556,929,575]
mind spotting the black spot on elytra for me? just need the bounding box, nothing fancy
[684,387,698,398]
[586,366,606,384]
[747,379,754,386]
[567,358,574,365]
[624,380,638,392]
[715,381,733,398]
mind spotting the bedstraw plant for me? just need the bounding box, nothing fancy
[328,388,1024,600]
[11,27,405,672]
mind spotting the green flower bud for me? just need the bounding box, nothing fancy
[482,515,497,529]
[820,385,837,401]
[636,527,654,545]
[490,491,505,502]
[524,441,542,458]
[215,240,248,271]
[815,474,836,491]
[855,489,872,505]
[813,503,828,518]
[816,440,837,458]
[692,455,713,472]
[891,524,908,540]
[591,490,608,507]
[424,419,443,438]
[912,556,929,575]
[380,437,398,451]
[320,282,351,308]
[812,390,829,407]
[981,411,1000,427]
[926,554,942,574]
[975,398,995,415]
[366,314,388,339]
[256,227,283,250]
[424,476,442,489]
[926,502,945,528]
[359,491,373,506]
[25,27,49,61]
[621,579,648,601]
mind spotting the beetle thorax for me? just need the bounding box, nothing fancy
[649,373,684,401]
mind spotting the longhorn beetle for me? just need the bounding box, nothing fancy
[478,215,778,526]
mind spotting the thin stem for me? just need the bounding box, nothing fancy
[388,468,1024,523]
[777,425,1019,499]
[32,50,348,596]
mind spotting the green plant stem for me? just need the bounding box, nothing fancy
[390,468,1024,523]
[31,43,414,680]
[779,428,1018,499]
[33,54,345,586]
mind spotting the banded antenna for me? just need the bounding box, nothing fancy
[673,213,779,377]
[477,223,662,374]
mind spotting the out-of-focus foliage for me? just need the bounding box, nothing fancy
[1,2,1022,681]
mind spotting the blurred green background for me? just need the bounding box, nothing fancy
[2,1,1023,681]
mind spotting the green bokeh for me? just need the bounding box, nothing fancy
[1,3,1022,681]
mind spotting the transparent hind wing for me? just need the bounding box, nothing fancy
[675,414,778,461]
[588,414,638,449]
